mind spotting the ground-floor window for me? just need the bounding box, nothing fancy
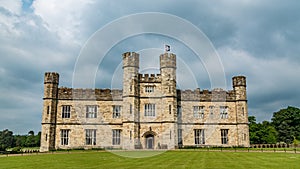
[194,129,205,144]
[112,129,121,145]
[85,129,96,145]
[178,129,183,145]
[221,129,229,144]
[60,129,70,145]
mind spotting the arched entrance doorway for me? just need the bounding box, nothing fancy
[142,130,157,149]
[145,134,154,149]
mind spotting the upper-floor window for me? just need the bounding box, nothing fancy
[130,104,133,114]
[209,106,214,118]
[145,104,155,116]
[220,106,228,119]
[62,105,71,118]
[47,106,50,114]
[113,105,121,118]
[193,106,204,118]
[242,107,245,116]
[86,105,97,118]
[145,86,154,93]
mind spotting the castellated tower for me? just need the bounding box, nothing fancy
[233,76,249,147]
[159,53,178,148]
[160,53,176,96]
[40,72,59,152]
[122,52,140,149]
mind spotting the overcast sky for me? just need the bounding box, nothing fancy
[1,0,300,134]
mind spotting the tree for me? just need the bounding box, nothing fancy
[248,116,277,144]
[14,135,26,147]
[272,106,300,144]
[0,129,15,150]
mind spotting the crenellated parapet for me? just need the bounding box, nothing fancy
[44,72,59,84]
[58,87,123,101]
[138,73,161,83]
[160,53,176,69]
[177,88,237,101]
[122,52,139,69]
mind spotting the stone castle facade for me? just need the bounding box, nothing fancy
[40,52,249,152]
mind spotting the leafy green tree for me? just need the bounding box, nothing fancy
[248,116,277,144]
[0,129,15,150]
[14,135,27,147]
[248,116,259,144]
[272,106,300,144]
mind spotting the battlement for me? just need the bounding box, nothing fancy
[160,53,176,69]
[58,87,123,101]
[233,76,246,87]
[138,73,161,83]
[44,72,59,84]
[177,88,236,101]
[122,52,139,68]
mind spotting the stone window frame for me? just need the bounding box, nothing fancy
[221,129,229,144]
[62,105,71,118]
[194,129,205,145]
[193,106,205,119]
[130,104,132,114]
[112,129,121,145]
[242,107,245,116]
[243,133,247,141]
[209,106,214,118]
[220,106,228,119]
[113,105,121,118]
[60,129,70,145]
[144,103,155,117]
[178,129,183,145]
[85,129,96,145]
[145,85,154,93]
[47,106,50,114]
[86,105,97,118]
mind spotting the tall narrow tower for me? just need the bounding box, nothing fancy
[40,72,59,152]
[160,52,178,148]
[122,52,140,149]
[232,76,249,147]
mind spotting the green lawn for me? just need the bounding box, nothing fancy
[0,150,299,169]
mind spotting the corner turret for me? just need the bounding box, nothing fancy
[44,72,59,99]
[232,76,247,101]
[40,72,59,152]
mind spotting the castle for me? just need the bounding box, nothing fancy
[40,52,249,152]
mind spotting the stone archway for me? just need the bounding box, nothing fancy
[142,130,157,149]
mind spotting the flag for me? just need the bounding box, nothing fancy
[165,45,170,52]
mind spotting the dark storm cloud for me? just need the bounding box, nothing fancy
[0,0,300,133]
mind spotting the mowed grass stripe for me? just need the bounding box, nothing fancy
[0,151,299,169]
